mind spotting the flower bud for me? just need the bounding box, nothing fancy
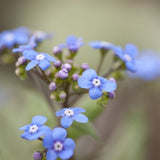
[72,73,79,81]
[50,94,56,100]
[67,59,73,64]
[53,46,62,55]
[46,70,51,76]
[18,56,27,65]
[15,68,21,76]
[49,82,57,91]
[59,92,67,99]
[54,60,61,68]
[55,72,59,78]
[33,151,43,160]
[81,63,89,70]
[58,69,68,79]
[61,63,71,71]
[107,92,115,99]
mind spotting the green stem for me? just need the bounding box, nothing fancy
[103,62,123,78]
[39,68,51,84]
[97,51,106,75]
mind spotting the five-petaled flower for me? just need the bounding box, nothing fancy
[113,43,138,72]
[19,115,51,140]
[56,107,88,128]
[89,41,114,50]
[0,27,30,49]
[78,69,117,99]
[66,35,84,52]
[43,127,75,160]
[23,49,56,71]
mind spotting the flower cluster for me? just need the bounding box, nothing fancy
[2,26,157,160]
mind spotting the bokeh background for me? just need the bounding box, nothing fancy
[0,0,160,160]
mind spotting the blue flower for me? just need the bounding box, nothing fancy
[127,51,160,81]
[0,27,30,48]
[43,127,75,160]
[19,115,51,140]
[78,69,117,99]
[66,35,84,52]
[89,41,114,50]
[113,44,138,72]
[13,36,37,53]
[56,107,88,128]
[23,50,56,71]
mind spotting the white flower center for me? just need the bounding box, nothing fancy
[124,54,132,61]
[92,78,101,87]
[64,109,74,116]
[36,54,45,61]
[5,33,14,41]
[29,125,39,133]
[54,141,63,152]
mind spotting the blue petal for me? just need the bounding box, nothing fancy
[25,60,38,71]
[78,77,92,89]
[46,150,57,160]
[56,108,66,117]
[126,61,137,72]
[42,53,56,63]
[63,138,75,150]
[23,49,38,60]
[89,41,101,49]
[72,107,86,114]
[61,116,73,128]
[52,127,67,141]
[21,126,50,141]
[89,87,102,99]
[66,36,77,45]
[125,43,138,58]
[73,114,88,123]
[43,132,54,149]
[99,77,117,92]
[81,69,97,81]
[38,59,50,70]
[113,46,124,60]
[19,124,30,130]
[32,115,47,125]
[58,149,74,160]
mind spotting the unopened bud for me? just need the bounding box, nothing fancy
[18,56,27,65]
[72,73,79,81]
[33,151,43,160]
[107,92,115,99]
[58,69,68,79]
[59,92,67,99]
[49,82,57,91]
[81,63,89,70]
[54,60,61,68]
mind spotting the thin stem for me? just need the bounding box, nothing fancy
[39,68,51,84]
[103,62,123,78]
[63,82,70,107]
[97,52,106,75]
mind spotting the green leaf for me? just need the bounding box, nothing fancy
[67,121,99,141]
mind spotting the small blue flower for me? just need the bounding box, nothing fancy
[89,41,114,50]
[19,115,51,141]
[0,27,30,48]
[113,44,138,72]
[66,35,84,52]
[23,50,56,71]
[56,107,88,128]
[78,69,117,99]
[43,127,75,160]
[127,51,160,81]
[13,36,37,53]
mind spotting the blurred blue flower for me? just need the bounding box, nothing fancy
[23,50,56,71]
[66,35,84,52]
[13,36,37,53]
[113,44,138,72]
[89,41,114,50]
[43,127,75,160]
[78,69,117,99]
[0,27,31,49]
[53,43,66,55]
[19,115,50,140]
[127,51,160,81]
[56,107,88,128]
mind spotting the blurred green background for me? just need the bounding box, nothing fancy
[0,0,160,160]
